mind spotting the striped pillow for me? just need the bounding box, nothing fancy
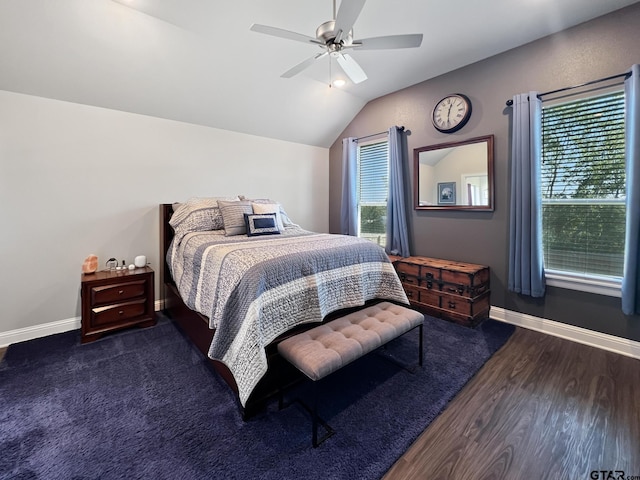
[218,200,254,236]
[169,197,238,236]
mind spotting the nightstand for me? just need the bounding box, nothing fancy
[80,266,156,343]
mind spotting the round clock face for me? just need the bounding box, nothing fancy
[432,94,472,133]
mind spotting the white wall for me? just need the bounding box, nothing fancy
[0,90,329,337]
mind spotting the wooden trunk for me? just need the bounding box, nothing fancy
[390,256,490,327]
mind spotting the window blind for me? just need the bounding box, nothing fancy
[358,140,389,246]
[359,141,389,204]
[541,91,626,277]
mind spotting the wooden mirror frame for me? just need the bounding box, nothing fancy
[413,134,494,211]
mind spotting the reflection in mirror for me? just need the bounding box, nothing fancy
[414,135,494,211]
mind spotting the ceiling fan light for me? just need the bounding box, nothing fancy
[332,79,346,87]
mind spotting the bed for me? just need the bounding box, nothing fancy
[159,199,408,417]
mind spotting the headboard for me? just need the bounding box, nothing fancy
[159,204,175,297]
[160,202,211,329]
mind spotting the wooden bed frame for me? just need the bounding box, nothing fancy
[159,204,375,419]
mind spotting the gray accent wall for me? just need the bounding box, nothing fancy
[328,3,640,342]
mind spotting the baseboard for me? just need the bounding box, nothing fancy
[0,300,164,348]
[490,306,640,360]
[3,303,639,361]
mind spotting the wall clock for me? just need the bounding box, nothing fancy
[432,93,472,133]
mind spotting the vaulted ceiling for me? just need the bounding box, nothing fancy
[0,0,637,147]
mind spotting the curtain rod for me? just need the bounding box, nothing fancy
[504,71,630,106]
[356,126,404,142]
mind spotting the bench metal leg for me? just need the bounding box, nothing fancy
[309,380,336,447]
[419,323,423,367]
[312,382,319,447]
[374,323,424,373]
[280,379,335,448]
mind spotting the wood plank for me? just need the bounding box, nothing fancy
[384,327,640,479]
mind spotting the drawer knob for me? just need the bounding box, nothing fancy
[118,290,124,295]
[448,302,456,309]
[118,310,124,315]
[406,291,413,298]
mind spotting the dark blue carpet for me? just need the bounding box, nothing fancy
[0,313,514,480]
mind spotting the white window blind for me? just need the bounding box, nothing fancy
[358,140,389,246]
[541,91,626,278]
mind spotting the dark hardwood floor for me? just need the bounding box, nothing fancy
[384,326,640,480]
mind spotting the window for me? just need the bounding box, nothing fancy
[357,140,389,247]
[541,90,626,294]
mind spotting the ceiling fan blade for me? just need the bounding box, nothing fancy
[336,53,367,84]
[333,0,367,43]
[281,52,328,78]
[250,24,323,45]
[353,34,423,50]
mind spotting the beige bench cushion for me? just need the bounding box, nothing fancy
[277,302,423,381]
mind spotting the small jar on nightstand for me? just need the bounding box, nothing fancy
[80,266,156,343]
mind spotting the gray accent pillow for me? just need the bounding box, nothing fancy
[218,200,254,236]
[170,197,237,236]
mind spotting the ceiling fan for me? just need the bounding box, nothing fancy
[250,0,423,84]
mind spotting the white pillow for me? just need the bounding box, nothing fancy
[239,196,296,226]
[252,203,284,231]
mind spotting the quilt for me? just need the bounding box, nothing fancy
[168,227,408,406]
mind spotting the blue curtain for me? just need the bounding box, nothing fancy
[340,137,358,236]
[508,92,546,297]
[622,64,640,315]
[386,126,411,257]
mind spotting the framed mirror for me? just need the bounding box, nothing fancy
[413,134,494,211]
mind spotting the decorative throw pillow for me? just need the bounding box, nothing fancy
[170,197,238,235]
[244,213,281,236]
[218,200,254,236]
[238,196,296,226]
[251,203,284,231]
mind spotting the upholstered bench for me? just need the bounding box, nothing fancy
[277,301,424,447]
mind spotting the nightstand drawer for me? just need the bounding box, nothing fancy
[92,299,147,327]
[91,280,147,305]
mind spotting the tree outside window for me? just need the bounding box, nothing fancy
[541,91,626,277]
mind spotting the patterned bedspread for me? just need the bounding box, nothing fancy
[167,226,408,406]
